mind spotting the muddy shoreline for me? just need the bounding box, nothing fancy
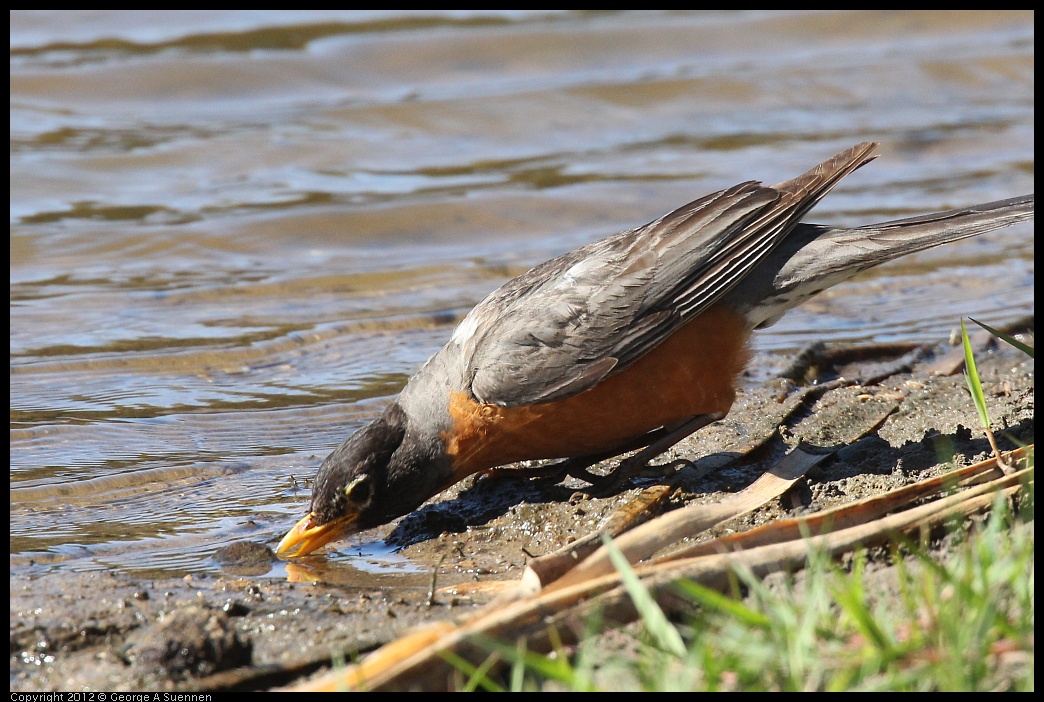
[11,332,1034,692]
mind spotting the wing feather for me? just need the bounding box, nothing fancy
[458,142,879,407]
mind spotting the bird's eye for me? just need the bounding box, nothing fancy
[344,475,372,506]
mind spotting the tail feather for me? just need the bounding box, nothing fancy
[737,194,1034,329]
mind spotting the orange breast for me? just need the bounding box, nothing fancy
[444,304,751,477]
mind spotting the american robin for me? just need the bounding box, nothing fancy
[276,142,1033,558]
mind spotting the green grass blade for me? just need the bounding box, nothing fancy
[968,317,1034,358]
[601,532,686,657]
[438,647,506,692]
[961,319,991,429]
[672,578,772,629]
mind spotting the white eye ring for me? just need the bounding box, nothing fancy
[344,475,370,504]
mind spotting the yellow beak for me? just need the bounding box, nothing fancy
[275,511,357,559]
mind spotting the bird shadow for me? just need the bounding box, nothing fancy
[386,471,581,549]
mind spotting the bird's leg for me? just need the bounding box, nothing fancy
[483,411,722,491]
[480,427,673,484]
[552,428,676,483]
[481,460,590,481]
[588,412,725,495]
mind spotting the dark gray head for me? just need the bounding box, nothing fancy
[276,402,450,557]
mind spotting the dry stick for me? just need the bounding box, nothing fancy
[539,478,1028,649]
[659,445,1029,563]
[511,483,676,598]
[541,447,823,592]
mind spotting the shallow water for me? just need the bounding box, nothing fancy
[10,10,1034,580]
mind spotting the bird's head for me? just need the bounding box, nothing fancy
[275,402,448,558]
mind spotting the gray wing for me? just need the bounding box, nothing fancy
[456,142,879,407]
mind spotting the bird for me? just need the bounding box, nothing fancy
[276,141,1033,558]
